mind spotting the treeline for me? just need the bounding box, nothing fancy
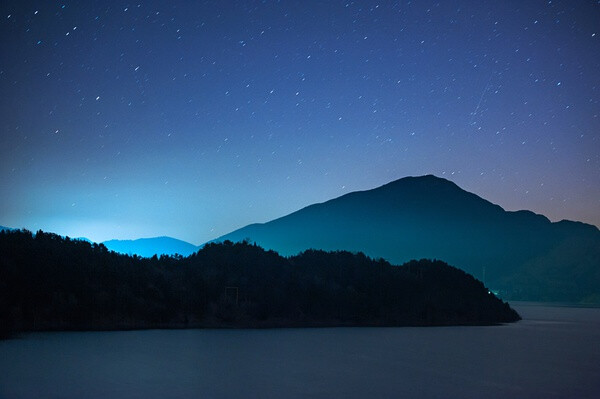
[0,229,519,336]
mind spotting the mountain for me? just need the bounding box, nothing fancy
[0,229,519,336]
[214,175,600,302]
[102,236,199,257]
[0,226,196,257]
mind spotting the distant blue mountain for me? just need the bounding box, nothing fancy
[102,236,199,257]
[0,225,197,257]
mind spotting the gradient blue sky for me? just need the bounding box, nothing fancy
[1,0,599,244]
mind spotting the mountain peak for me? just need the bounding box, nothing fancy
[353,174,494,217]
[379,174,461,192]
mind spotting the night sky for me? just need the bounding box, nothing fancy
[1,1,599,244]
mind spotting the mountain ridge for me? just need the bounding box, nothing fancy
[2,176,598,300]
[214,175,600,302]
[102,236,200,257]
[236,176,589,232]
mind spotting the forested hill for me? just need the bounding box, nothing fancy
[0,229,519,337]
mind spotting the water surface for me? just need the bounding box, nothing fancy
[1,303,599,398]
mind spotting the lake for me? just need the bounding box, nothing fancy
[1,303,599,398]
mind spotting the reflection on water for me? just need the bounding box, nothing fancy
[1,303,599,399]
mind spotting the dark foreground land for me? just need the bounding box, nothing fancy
[0,229,519,336]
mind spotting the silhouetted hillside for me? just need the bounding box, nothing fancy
[0,229,519,337]
[215,175,600,303]
[102,236,199,257]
